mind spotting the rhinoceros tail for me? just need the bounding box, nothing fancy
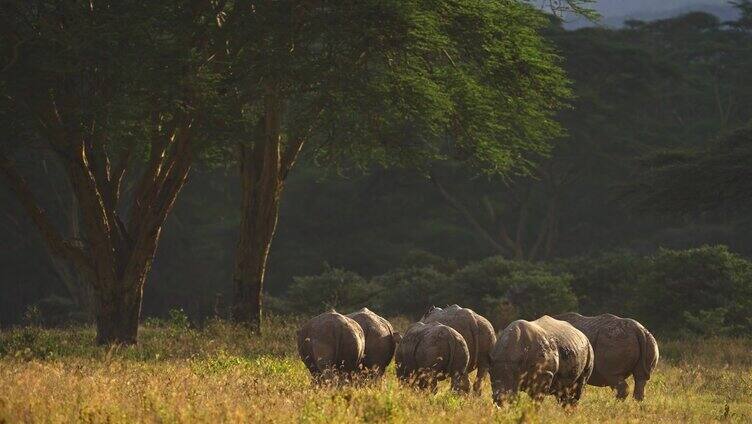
[450,331,470,376]
[446,332,457,376]
[635,326,659,379]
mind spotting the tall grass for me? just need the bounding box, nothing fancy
[1,316,750,423]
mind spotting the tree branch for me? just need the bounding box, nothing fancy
[0,151,92,274]
[430,172,508,255]
[279,106,324,181]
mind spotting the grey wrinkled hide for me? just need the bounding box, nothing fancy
[555,312,659,401]
[395,321,470,392]
[490,315,593,407]
[297,311,365,384]
[346,308,398,377]
[421,304,497,393]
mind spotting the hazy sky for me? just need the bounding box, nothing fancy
[563,0,733,27]
[593,0,728,15]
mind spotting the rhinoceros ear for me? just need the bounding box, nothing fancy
[420,305,437,321]
[393,332,403,344]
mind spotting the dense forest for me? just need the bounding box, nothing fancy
[2,2,752,340]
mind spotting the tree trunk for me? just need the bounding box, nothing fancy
[0,120,192,345]
[232,88,305,332]
[231,173,282,331]
[94,280,144,345]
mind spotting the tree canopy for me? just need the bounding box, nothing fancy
[1,0,577,340]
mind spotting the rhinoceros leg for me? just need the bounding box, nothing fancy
[614,379,629,400]
[556,371,588,407]
[633,378,647,401]
[458,372,471,393]
[450,371,469,393]
[473,366,487,394]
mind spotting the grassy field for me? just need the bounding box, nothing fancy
[1,316,751,423]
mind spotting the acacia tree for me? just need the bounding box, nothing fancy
[223,0,575,329]
[623,3,752,218]
[426,14,690,262]
[626,125,752,216]
[0,1,230,344]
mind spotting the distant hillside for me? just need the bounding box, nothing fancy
[564,3,740,29]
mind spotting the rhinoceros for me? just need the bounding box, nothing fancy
[395,321,469,392]
[421,305,496,393]
[297,311,365,384]
[346,308,400,377]
[555,312,659,400]
[490,315,593,407]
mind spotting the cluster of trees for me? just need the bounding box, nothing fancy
[0,1,588,343]
[286,245,752,337]
[2,2,751,342]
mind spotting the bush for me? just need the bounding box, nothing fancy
[638,245,752,336]
[285,266,379,314]
[284,245,752,337]
[371,267,449,318]
[558,245,752,337]
[504,270,579,321]
[552,251,648,317]
[398,249,459,275]
[438,257,578,326]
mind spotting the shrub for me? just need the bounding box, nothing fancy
[286,266,379,314]
[552,251,648,317]
[638,245,752,336]
[558,245,752,337]
[371,267,449,318]
[284,245,752,337]
[504,270,579,320]
[398,249,459,275]
[439,256,578,325]
[143,308,192,330]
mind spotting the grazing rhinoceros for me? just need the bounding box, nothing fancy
[555,312,659,401]
[421,305,496,393]
[490,315,593,407]
[346,308,400,377]
[395,321,469,392]
[297,311,365,384]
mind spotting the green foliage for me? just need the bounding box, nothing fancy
[211,0,572,175]
[284,245,752,338]
[1,1,228,156]
[288,255,577,326]
[3,3,752,337]
[503,270,578,320]
[285,267,379,314]
[683,308,735,337]
[437,257,577,321]
[639,246,752,336]
[398,249,459,275]
[144,308,191,330]
[552,251,649,316]
[626,125,752,216]
[371,267,450,319]
[559,246,752,337]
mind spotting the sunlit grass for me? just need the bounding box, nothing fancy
[1,317,751,423]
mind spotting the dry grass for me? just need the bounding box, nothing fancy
[1,316,751,423]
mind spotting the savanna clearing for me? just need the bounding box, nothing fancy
[1,317,750,423]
